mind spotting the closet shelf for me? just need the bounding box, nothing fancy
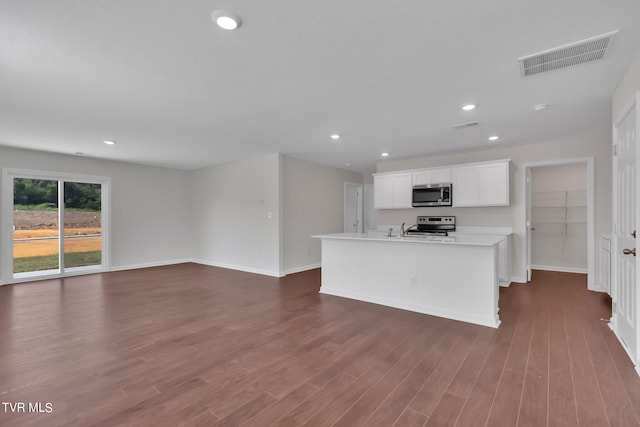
[531,190,587,236]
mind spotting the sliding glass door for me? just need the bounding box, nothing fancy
[13,178,60,275]
[2,169,109,282]
[63,182,102,270]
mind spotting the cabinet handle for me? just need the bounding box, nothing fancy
[632,230,637,238]
[623,248,636,256]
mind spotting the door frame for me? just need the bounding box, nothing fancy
[522,157,595,290]
[611,92,640,370]
[344,182,363,233]
[1,168,111,285]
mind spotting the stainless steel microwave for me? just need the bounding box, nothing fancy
[412,183,452,207]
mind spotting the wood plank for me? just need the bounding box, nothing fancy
[517,309,550,427]
[0,265,636,427]
[564,313,609,426]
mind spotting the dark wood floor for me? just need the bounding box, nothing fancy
[0,265,639,426]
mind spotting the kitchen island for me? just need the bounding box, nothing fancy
[313,233,503,328]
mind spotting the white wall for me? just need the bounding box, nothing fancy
[531,163,587,192]
[375,134,612,284]
[613,48,640,122]
[282,156,363,274]
[0,146,192,280]
[190,154,283,276]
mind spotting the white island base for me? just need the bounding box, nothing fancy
[316,234,501,328]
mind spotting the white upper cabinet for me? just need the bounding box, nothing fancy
[374,160,509,209]
[374,172,412,209]
[412,168,451,186]
[452,166,479,207]
[431,168,452,184]
[453,160,509,207]
[478,162,509,206]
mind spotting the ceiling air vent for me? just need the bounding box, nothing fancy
[453,121,479,130]
[518,30,618,78]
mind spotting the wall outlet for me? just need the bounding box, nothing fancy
[267,211,272,219]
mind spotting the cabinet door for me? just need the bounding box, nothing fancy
[392,173,413,208]
[412,170,432,186]
[478,162,509,206]
[452,166,479,207]
[431,168,451,184]
[373,175,394,209]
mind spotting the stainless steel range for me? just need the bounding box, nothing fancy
[405,215,455,236]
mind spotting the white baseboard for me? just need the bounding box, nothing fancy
[110,258,192,272]
[531,265,587,274]
[511,275,527,284]
[192,259,284,278]
[284,263,321,275]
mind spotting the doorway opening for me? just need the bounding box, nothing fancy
[524,158,595,290]
[2,169,110,284]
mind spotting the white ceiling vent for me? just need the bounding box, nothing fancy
[518,30,618,77]
[453,121,479,130]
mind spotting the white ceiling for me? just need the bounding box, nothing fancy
[1,1,639,173]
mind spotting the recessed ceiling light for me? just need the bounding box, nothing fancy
[330,134,341,140]
[533,104,548,111]
[381,152,389,157]
[211,11,242,30]
[462,104,476,111]
[488,135,499,141]
[345,163,352,167]
[103,140,116,145]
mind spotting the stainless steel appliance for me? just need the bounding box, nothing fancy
[405,215,455,236]
[412,183,452,207]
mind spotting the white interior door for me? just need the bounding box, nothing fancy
[613,98,637,363]
[344,183,363,233]
[363,184,376,231]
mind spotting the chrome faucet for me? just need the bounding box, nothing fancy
[387,227,394,237]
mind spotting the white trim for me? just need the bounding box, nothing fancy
[320,287,501,328]
[521,157,596,290]
[283,263,321,275]
[109,259,192,272]
[510,275,527,284]
[5,266,107,285]
[192,258,284,277]
[531,265,588,274]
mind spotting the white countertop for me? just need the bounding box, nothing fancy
[313,232,504,247]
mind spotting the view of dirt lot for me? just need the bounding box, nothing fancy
[13,211,101,257]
